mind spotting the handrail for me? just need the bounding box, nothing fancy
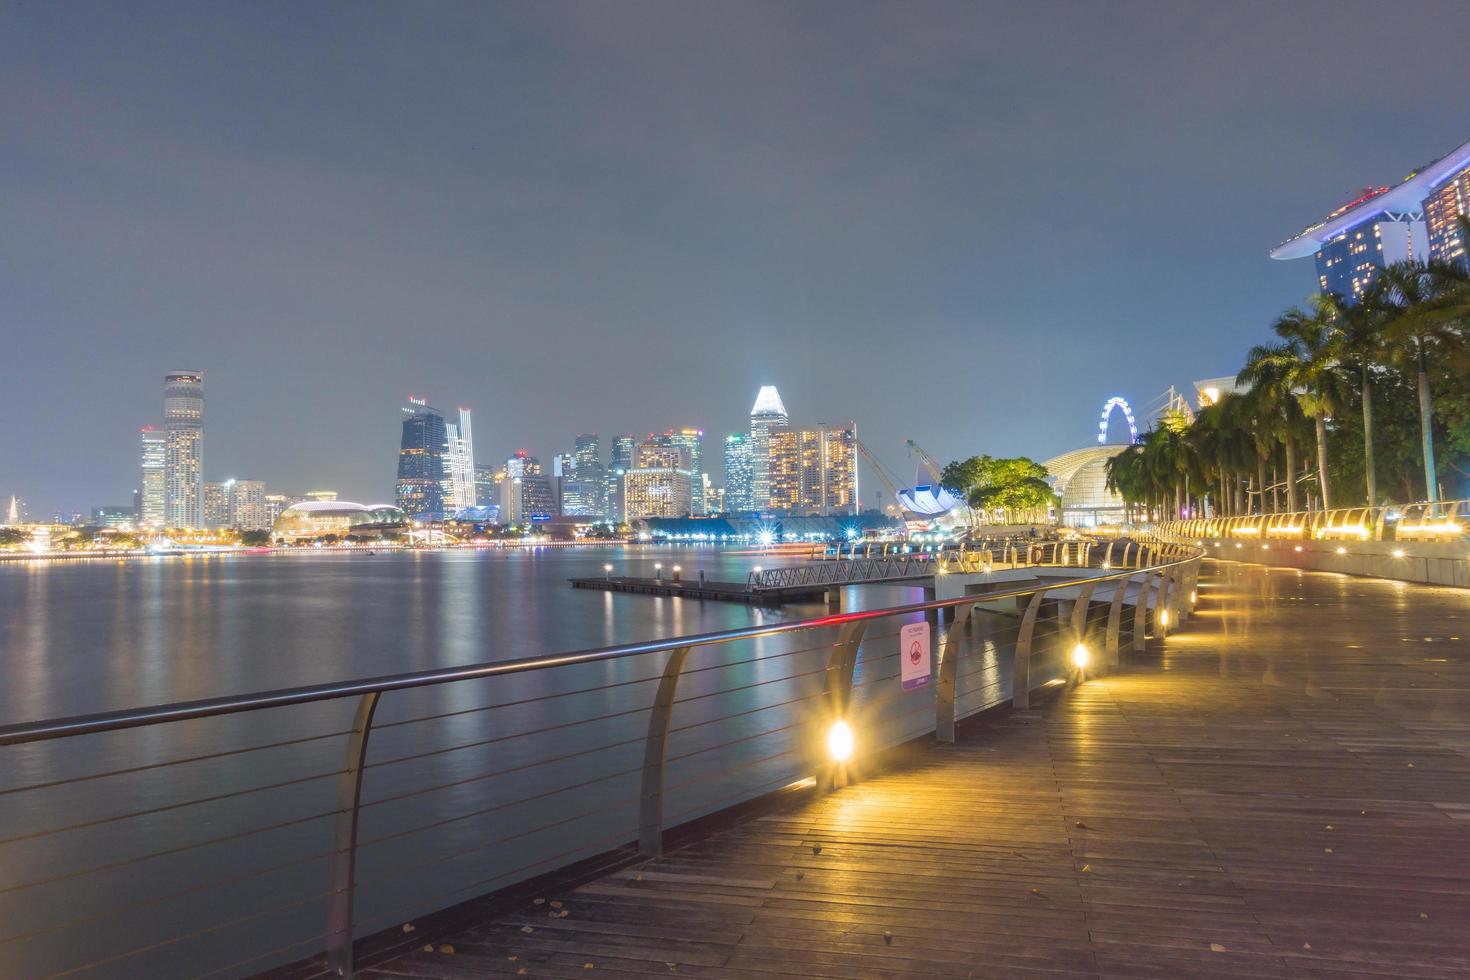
[1155,497,1467,544]
[0,543,1201,978]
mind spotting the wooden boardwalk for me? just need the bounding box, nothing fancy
[361,561,1470,979]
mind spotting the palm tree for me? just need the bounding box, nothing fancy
[1368,260,1470,503]
[1238,347,1307,513]
[1332,296,1385,505]
[1269,295,1345,510]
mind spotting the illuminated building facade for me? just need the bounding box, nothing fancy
[272,501,407,542]
[1273,134,1470,294]
[203,481,231,528]
[561,434,605,517]
[748,386,787,512]
[605,435,635,524]
[163,370,204,527]
[396,399,447,521]
[498,451,556,524]
[658,429,705,514]
[443,408,476,513]
[305,490,338,502]
[231,480,269,530]
[474,463,496,507]
[767,423,858,516]
[139,426,166,527]
[722,433,753,513]
[623,439,694,519]
[1424,162,1470,267]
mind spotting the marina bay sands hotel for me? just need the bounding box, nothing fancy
[1271,132,1470,297]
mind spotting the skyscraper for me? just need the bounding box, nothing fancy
[748,385,787,512]
[163,370,204,528]
[474,463,497,507]
[659,429,705,515]
[443,407,476,515]
[623,438,694,519]
[396,398,447,521]
[605,435,635,524]
[230,480,269,530]
[768,423,858,516]
[202,481,232,528]
[1272,134,1470,293]
[561,434,606,517]
[139,426,166,527]
[722,433,753,513]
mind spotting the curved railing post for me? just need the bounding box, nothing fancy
[639,645,694,857]
[1011,589,1048,710]
[1159,567,1177,637]
[326,691,382,978]
[935,602,976,743]
[1132,572,1155,654]
[1104,576,1129,668]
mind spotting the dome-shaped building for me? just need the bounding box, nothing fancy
[272,501,407,542]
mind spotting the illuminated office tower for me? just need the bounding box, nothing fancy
[202,481,232,528]
[396,398,447,521]
[562,434,605,517]
[443,407,476,514]
[722,433,753,513]
[748,386,787,512]
[264,493,291,529]
[604,435,635,523]
[658,429,705,514]
[623,439,693,520]
[1424,160,1470,267]
[767,422,857,516]
[474,463,496,506]
[230,480,268,530]
[163,370,204,527]
[139,426,166,527]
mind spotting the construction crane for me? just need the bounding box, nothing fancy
[905,439,947,486]
[854,439,905,511]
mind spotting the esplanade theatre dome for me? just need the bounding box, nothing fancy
[272,501,407,541]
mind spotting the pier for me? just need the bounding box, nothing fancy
[356,560,1470,979]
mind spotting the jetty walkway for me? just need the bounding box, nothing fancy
[360,561,1470,979]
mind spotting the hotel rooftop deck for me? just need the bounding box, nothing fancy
[350,561,1470,979]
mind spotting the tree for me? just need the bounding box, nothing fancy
[1368,260,1470,503]
[943,455,1058,524]
[1269,294,1346,509]
[1239,342,1309,513]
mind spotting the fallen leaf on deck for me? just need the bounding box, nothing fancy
[883,931,893,945]
[421,944,433,952]
[1080,864,1092,873]
[550,900,563,909]
[520,926,535,934]
[1324,848,1333,854]
[1209,943,1227,953]
[439,944,455,955]
[1420,912,1429,920]
[812,844,823,855]
[1074,821,1088,829]
[1302,942,1311,949]
[534,898,546,905]
[401,923,415,933]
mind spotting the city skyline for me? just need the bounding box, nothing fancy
[4,4,1470,514]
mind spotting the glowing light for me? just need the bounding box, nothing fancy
[1336,547,1347,555]
[757,529,776,547]
[1266,525,1303,536]
[1233,526,1261,535]
[1097,396,1140,445]
[604,563,613,572]
[1070,643,1090,669]
[1398,521,1461,536]
[828,721,854,762]
[1235,543,1243,549]
[1158,609,1170,627]
[1393,548,1406,558]
[1261,544,1270,550]
[1294,545,1303,552]
[1189,590,1197,604]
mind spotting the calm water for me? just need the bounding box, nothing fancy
[0,546,1054,978]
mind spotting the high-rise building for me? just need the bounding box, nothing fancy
[768,422,858,516]
[623,438,694,520]
[748,386,788,512]
[264,493,292,529]
[443,407,476,515]
[658,429,705,514]
[498,451,556,524]
[474,463,497,507]
[396,398,447,521]
[202,481,232,528]
[561,434,605,518]
[605,435,636,524]
[91,506,135,528]
[163,370,204,527]
[230,480,269,530]
[1272,134,1470,293]
[722,433,754,513]
[139,426,166,527]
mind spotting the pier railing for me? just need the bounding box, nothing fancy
[0,542,1200,979]
[1157,497,1468,544]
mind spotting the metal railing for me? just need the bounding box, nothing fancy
[1159,498,1468,544]
[0,543,1201,979]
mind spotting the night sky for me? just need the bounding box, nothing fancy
[4,2,1467,514]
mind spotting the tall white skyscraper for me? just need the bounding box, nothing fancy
[139,426,166,526]
[443,407,476,514]
[748,385,787,512]
[163,370,204,528]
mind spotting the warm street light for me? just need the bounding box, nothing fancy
[827,720,853,762]
[1070,643,1090,669]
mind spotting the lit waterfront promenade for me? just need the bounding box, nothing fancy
[347,562,1470,979]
